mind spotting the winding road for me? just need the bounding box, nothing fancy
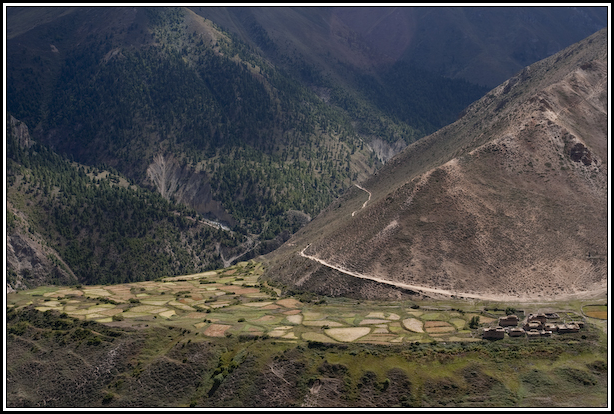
[298,245,541,302]
[351,184,371,217]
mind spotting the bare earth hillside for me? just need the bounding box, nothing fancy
[263,28,608,302]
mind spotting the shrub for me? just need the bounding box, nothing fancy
[102,392,114,404]
[587,360,607,373]
[379,378,391,392]
[87,336,102,346]
[8,321,29,336]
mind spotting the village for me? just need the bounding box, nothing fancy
[482,311,585,340]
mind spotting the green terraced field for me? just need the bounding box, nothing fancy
[5,261,604,345]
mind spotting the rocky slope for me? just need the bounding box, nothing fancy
[146,154,235,227]
[6,211,77,292]
[262,28,608,301]
[6,117,77,291]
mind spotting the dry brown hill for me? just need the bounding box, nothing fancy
[262,28,608,302]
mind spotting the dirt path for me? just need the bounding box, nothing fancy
[218,237,259,268]
[298,245,606,303]
[351,184,371,217]
[172,211,230,231]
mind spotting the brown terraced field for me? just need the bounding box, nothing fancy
[6,261,607,344]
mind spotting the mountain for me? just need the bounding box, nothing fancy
[4,6,606,290]
[4,6,376,275]
[4,6,490,289]
[191,6,607,88]
[262,28,608,302]
[330,6,608,87]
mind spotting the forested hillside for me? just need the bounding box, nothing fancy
[6,117,244,288]
[5,6,489,289]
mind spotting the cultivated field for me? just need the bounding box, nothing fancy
[6,261,608,345]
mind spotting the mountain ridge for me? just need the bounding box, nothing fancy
[262,27,608,302]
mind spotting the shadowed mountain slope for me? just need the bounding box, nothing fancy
[262,28,608,302]
[192,6,607,88]
[333,6,607,87]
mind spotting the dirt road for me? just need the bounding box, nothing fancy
[351,184,371,217]
[298,245,606,303]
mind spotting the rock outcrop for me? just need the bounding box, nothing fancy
[146,154,235,227]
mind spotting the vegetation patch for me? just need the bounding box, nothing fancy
[303,311,326,320]
[203,324,232,337]
[554,367,598,386]
[158,310,176,319]
[424,321,455,333]
[140,300,170,306]
[82,289,113,296]
[358,319,389,325]
[127,305,169,314]
[303,332,338,343]
[284,309,302,315]
[426,325,456,333]
[98,308,125,316]
[421,312,446,321]
[303,320,344,327]
[122,312,150,319]
[285,314,303,325]
[324,327,371,342]
[243,301,274,307]
[253,315,280,323]
[466,313,496,324]
[450,318,467,329]
[34,307,59,312]
[276,298,302,308]
[402,318,424,333]
[582,305,607,320]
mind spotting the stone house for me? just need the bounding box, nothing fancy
[558,323,580,333]
[524,321,542,331]
[483,327,505,339]
[528,313,548,325]
[499,314,519,327]
[509,328,525,337]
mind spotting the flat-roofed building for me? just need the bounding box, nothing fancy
[509,328,525,337]
[483,327,505,339]
[499,315,519,327]
[524,321,542,331]
[528,313,548,325]
[558,323,580,333]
